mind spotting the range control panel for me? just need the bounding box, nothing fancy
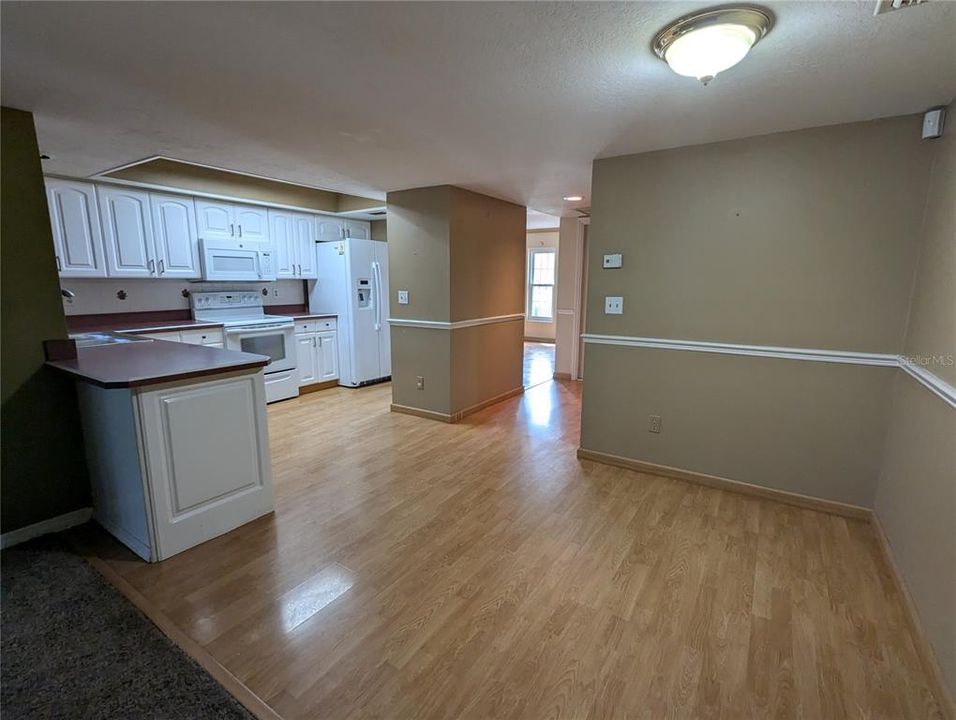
[191,291,264,311]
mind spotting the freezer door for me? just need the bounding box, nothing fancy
[373,241,391,377]
[347,239,381,383]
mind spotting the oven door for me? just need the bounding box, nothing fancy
[225,323,295,373]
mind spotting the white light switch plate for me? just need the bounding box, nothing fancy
[397,290,409,305]
[603,253,623,269]
[605,296,624,314]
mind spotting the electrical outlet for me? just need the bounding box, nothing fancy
[398,289,409,305]
[416,375,425,390]
[604,296,624,315]
[648,414,662,434]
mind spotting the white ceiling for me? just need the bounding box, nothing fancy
[3,2,954,216]
[527,209,561,230]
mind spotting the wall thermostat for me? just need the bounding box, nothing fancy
[922,107,945,140]
[603,253,623,269]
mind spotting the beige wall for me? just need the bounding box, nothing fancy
[387,185,525,418]
[588,114,932,351]
[582,113,935,506]
[370,219,387,242]
[106,157,381,214]
[448,187,525,322]
[525,230,558,340]
[555,217,584,377]
[875,102,956,698]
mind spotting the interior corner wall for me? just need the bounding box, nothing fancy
[1,107,91,533]
[874,101,956,698]
[448,188,525,415]
[581,113,934,506]
[386,185,524,419]
[525,230,559,341]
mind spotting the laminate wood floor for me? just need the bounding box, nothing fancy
[91,380,945,719]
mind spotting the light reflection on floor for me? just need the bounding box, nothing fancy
[523,342,555,388]
[524,381,555,427]
[281,562,355,633]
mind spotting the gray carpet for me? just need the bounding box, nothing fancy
[1,535,254,720]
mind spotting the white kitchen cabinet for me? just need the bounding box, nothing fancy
[316,217,345,243]
[150,193,200,278]
[317,331,339,381]
[269,211,297,278]
[98,186,156,277]
[345,219,370,240]
[46,179,107,277]
[294,214,317,278]
[295,333,319,386]
[196,199,270,244]
[294,319,338,387]
[137,327,224,346]
[270,210,317,279]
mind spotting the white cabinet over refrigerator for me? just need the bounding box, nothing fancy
[309,239,390,387]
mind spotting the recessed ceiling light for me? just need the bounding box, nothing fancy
[653,6,773,85]
[563,195,583,202]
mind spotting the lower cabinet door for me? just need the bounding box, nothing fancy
[135,372,274,560]
[295,332,318,386]
[317,331,339,381]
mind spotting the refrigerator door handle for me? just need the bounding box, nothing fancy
[371,261,382,331]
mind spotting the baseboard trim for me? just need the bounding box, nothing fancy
[391,386,525,424]
[299,379,339,395]
[451,385,525,422]
[870,514,956,720]
[524,336,556,344]
[552,371,573,380]
[1,507,93,550]
[575,449,871,520]
[82,553,283,720]
[390,403,454,423]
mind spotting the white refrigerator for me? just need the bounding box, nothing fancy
[308,239,391,387]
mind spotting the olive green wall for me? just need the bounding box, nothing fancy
[1,107,90,532]
[387,185,525,418]
[875,102,956,698]
[582,114,935,506]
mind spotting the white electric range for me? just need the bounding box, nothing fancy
[191,291,298,403]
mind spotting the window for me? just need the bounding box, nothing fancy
[527,249,556,322]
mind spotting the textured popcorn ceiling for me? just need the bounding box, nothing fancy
[2,1,954,216]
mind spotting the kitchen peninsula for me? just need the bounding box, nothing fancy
[47,337,275,561]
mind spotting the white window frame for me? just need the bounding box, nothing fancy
[527,248,556,323]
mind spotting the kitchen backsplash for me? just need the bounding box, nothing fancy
[60,278,306,316]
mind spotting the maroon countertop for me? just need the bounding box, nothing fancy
[289,313,337,321]
[72,318,226,335]
[47,340,270,389]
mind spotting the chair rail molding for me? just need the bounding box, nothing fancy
[388,313,524,330]
[581,334,956,409]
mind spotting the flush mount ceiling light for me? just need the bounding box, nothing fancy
[563,195,584,202]
[653,6,773,85]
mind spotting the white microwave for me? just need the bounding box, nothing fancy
[200,239,276,282]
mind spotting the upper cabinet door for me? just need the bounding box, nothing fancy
[269,211,296,278]
[46,179,107,277]
[234,205,269,244]
[294,213,317,278]
[195,200,235,242]
[150,193,200,278]
[98,186,155,277]
[316,217,345,244]
[345,219,370,240]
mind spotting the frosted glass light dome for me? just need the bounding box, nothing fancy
[653,7,773,85]
[664,23,758,82]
